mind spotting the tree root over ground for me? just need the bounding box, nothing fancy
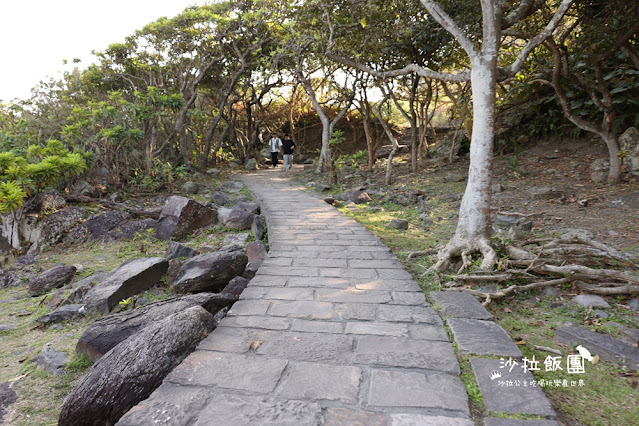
[414,235,639,306]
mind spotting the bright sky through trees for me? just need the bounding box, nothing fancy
[0,0,207,102]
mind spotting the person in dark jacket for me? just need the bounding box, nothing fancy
[281,133,296,171]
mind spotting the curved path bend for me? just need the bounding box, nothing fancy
[118,171,473,425]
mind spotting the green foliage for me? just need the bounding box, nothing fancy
[0,181,27,214]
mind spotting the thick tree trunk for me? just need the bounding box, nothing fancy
[603,130,621,183]
[431,59,498,272]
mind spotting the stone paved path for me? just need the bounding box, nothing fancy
[118,170,558,425]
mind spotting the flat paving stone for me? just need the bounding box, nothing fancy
[431,291,493,320]
[448,318,522,357]
[291,319,344,334]
[116,383,210,425]
[355,279,421,292]
[334,303,378,321]
[255,331,354,364]
[194,393,322,426]
[470,358,556,417]
[391,291,428,305]
[316,288,392,304]
[345,322,409,337]
[324,407,387,426]
[390,414,474,425]
[268,301,334,320]
[354,336,459,374]
[555,326,639,369]
[278,361,362,403]
[165,351,288,393]
[368,369,469,415]
[377,304,443,325]
[218,315,291,330]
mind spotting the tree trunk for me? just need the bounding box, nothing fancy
[362,101,375,171]
[603,129,621,183]
[431,58,498,272]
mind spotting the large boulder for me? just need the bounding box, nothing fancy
[83,258,169,315]
[221,276,250,298]
[217,206,255,230]
[620,127,639,176]
[0,272,24,289]
[22,189,66,216]
[220,180,245,194]
[77,293,235,361]
[155,196,216,241]
[35,304,85,325]
[172,249,248,293]
[65,210,131,244]
[59,306,214,426]
[61,272,107,306]
[235,201,259,214]
[28,265,76,296]
[210,191,234,206]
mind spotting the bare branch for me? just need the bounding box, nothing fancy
[502,0,544,29]
[420,0,478,58]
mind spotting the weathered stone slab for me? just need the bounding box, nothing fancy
[0,382,18,424]
[165,351,288,393]
[470,358,556,417]
[32,348,68,375]
[116,383,210,426]
[355,336,459,374]
[391,291,427,305]
[218,315,291,330]
[194,393,322,426]
[324,408,387,426]
[355,279,421,292]
[287,276,350,288]
[228,300,270,316]
[28,265,76,296]
[256,331,353,364]
[448,318,522,357]
[268,301,334,320]
[368,370,469,415]
[377,304,443,325]
[291,319,344,334]
[172,249,248,294]
[390,414,474,426]
[35,304,84,325]
[554,326,639,369]
[483,419,560,426]
[278,362,362,403]
[408,324,450,341]
[316,288,392,304]
[334,303,377,321]
[430,291,493,320]
[345,322,408,337]
[572,295,610,309]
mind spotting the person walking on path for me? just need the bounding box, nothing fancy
[281,133,296,172]
[268,133,282,168]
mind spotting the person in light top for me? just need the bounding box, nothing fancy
[268,133,282,168]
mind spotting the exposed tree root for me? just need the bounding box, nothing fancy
[418,232,639,305]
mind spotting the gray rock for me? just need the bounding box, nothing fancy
[16,255,37,266]
[389,219,409,230]
[217,206,255,230]
[590,157,610,172]
[24,206,86,254]
[172,250,248,293]
[221,277,250,298]
[0,324,16,331]
[165,241,198,260]
[107,219,157,241]
[181,181,200,194]
[611,192,639,210]
[220,180,245,194]
[65,210,131,244]
[235,201,259,214]
[59,306,214,426]
[165,258,181,285]
[108,191,123,203]
[61,272,107,306]
[210,191,234,206]
[0,272,24,289]
[315,183,330,192]
[448,318,522,357]
[628,299,639,311]
[543,287,560,297]
[21,189,66,216]
[35,304,84,325]
[591,171,609,184]
[593,309,609,319]
[32,346,68,376]
[155,196,216,241]
[0,382,18,424]
[222,233,250,246]
[206,168,220,176]
[483,419,560,426]
[77,293,234,361]
[603,322,639,344]
[492,183,503,193]
[83,257,169,314]
[340,190,372,204]
[572,294,610,309]
[244,158,257,170]
[555,326,639,369]
[28,265,76,296]
[470,358,556,416]
[252,215,266,241]
[527,186,564,200]
[430,291,493,320]
[492,215,519,228]
[558,228,595,241]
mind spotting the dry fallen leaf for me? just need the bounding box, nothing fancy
[504,307,512,313]
[293,337,301,341]
[250,339,263,352]
[532,320,544,326]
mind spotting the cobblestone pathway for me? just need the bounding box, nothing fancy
[119,170,558,425]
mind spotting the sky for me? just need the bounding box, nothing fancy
[0,0,208,102]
